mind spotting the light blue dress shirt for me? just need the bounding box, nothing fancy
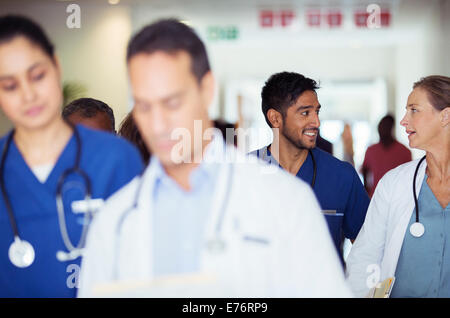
[391,175,450,297]
[151,140,222,277]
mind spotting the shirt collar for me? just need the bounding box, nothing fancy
[149,129,225,190]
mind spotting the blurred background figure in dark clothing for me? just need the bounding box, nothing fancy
[118,113,151,165]
[213,119,238,146]
[63,97,116,133]
[361,114,412,197]
[316,131,333,155]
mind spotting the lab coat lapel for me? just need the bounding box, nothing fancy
[382,160,427,279]
[117,162,157,280]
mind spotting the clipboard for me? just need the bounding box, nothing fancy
[366,277,396,298]
[92,272,233,298]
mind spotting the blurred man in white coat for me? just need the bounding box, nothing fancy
[78,19,352,298]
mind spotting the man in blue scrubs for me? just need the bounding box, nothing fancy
[251,72,370,263]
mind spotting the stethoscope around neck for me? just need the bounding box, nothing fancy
[410,155,427,238]
[112,160,235,280]
[0,124,94,268]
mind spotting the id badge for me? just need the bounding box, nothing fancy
[71,198,104,214]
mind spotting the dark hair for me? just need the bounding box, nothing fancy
[261,72,320,128]
[378,114,394,131]
[118,113,150,165]
[213,119,237,146]
[378,114,395,146]
[62,98,115,131]
[413,75,450,112]
[126,19,210,82]
[0,15,54,59]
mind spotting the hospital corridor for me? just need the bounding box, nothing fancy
[0,0,449,306]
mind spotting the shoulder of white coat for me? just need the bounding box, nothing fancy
[378,159,421,186]
[91,175,142,229]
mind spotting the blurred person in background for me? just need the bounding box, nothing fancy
[341,123,355,166]
[118,112,151,165]
[316,132,333,155]
[63,97,116,133]
[361,114,412,198]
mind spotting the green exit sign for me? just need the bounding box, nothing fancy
[207,26,239,41]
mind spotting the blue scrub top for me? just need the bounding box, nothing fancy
[391,176,450,298]
[251,146,369,259]
[0,125,143,297]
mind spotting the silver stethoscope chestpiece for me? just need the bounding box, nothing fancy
[410,222,425,238]
[9,236,35,268]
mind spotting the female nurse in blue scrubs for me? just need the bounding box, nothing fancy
[0,15,143,297]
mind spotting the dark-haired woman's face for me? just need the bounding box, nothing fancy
[0,36,62,131]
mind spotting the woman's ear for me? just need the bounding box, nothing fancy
[267,109,282,128]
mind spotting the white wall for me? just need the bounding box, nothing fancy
[0,0,132,130]
[393,0,449,159]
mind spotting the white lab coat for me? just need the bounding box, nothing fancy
[346,159,426,297]
[78,141,352,298]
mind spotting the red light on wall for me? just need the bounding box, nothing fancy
[306,10,321,27]
[381,10,391,26]
[354,9,391,28]
[327,10,342,27]
[280,10,295,27]
[354,11,369,27]
[260,10,274,28]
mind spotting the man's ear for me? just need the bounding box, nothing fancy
[440,107,449,127]
[267,109,283,128]
[200,71,215,112]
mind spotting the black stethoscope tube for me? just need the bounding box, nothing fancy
[413,155,427,223]
[0,132,20,239]
[309,149,317,188]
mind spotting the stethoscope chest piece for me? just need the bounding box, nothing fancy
[410,222,425,238]
[9,236,35,268]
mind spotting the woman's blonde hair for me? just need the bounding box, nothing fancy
[413,75,450,111]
